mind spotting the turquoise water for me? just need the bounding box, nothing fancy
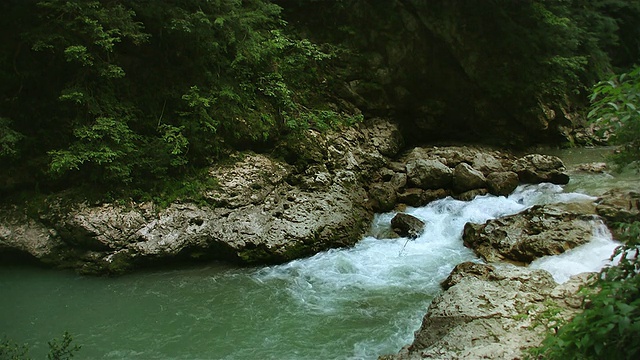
[1,148,634,359]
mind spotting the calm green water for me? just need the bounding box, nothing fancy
[0,262,435,359]
[1,147,636,359]
[539,146,638,196]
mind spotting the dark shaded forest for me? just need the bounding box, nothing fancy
[1,0,638,198]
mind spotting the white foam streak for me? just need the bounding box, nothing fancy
[529,221,619,283]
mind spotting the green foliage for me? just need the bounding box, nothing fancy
[47,332,80,360]
[529,222,640,360]
[0,0,355,197]
[589,66,640,168]
[0,337,29,360]
[0,332,80,360]
[0,118,23,159]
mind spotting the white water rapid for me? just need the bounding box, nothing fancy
[252,183,619,358]
[0,182,622,360]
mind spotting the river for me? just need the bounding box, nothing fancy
[0,147,636,359]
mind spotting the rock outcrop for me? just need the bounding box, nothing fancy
[390,213,425,238]
[511,154,570,185]
[596,189,640,224]
[0,118,402,275]
[462,203,598,263]
[381,263,591,360]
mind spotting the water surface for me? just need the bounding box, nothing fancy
[1,148,633,359]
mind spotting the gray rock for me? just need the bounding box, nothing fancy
[397,188,425,207]
[383,263,590,360]
[397,188,450,207]
[575,162,608,173]
[391,213,425,238]
[486,171,519,196]
[389,172,407,191]
[462,204,597,263]
[452,162,486,193]
[1,119,403,275]
[406,159,453,189]
[596,190,640,239]
[511,154,570,184]
[369,183,398,212]
[472,152,505,174]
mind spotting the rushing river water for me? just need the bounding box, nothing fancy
[0,147,635,359]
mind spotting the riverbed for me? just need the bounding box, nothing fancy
[0,147,635,359]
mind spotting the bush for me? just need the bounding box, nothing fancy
[589,66,640,168]
[0,332,80,360]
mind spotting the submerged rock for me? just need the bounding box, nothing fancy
[575,162,608,173]
[391,213,425,239]
[462,204,596,263]
[382,263,590,360]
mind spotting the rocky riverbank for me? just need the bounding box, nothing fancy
[0,118,579,275]
[0,118,578,275]
[380,188,638,359]
[2,117,638,357]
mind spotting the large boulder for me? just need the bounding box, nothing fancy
[369,182,398,212]
[596,189,640,239]
[596,189,640,224]
[511,154,570,184]
[486,171,519,196]
[382,263,590,359]
[462,204,597,263]
[406,159,453,189]
[391,213,425,238]
[452,162,486,193]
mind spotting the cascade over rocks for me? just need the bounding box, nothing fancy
[381,263,591,360]
[462,203,598,263]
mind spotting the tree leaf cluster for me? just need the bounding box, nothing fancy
[0,0,357,196]
[589,66,640,168]
[1,332,80,360]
